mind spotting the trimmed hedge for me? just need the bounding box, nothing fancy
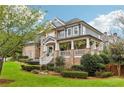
[18,58,29,62]
[18,56,28,59]
[41,65,47,70]
[26,60,39,65]
[21,64,40,71]
[54,66,64,73]
[47,63,55,71]
[61,71,88,79]
[47,63,54,67]
[71,65,84,71]
[47,66,55,71]
[95,71,113,78]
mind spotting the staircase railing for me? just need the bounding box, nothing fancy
[40,52,54,65]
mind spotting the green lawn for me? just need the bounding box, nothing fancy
[0,62,124,87]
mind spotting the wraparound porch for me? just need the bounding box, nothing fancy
[43,37,103,57]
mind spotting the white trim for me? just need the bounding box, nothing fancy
[43,36,56,44]
[45,41,55,45]
[54,17,65,25]
[86,38,90,48]
[83,26,86,35]
[80,24,83,35]
[74,56,81,58]
[64,56,70,58]
[71,40,74,49]
[51,24,56,28]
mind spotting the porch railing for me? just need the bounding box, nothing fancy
[59,50,71,57]
[59,49,90,57]
[74,49,88,56]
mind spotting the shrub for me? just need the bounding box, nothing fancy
[95,71,102,77]
[97,63,106,71]
[54,66,64,73]
[95,71,113,78]
[71,65,84,71]
[92,54,104,64]
[47,63,55,71]
[47,63,54,67]
[21,64,40,71]
[31,69,39,74]
[26,60,39,65]
[61,71,88,79]
[99,53,110,64]
[101,72,113,78]
[47,66,55,71]
[18,56,28,59]
[18,58,29,62]
[81,54,98,76]
[41,65,47,70]
[55,56,65,67]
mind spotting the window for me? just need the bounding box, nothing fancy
[59,31,65,38]
[67,28,72,37]
[73,26,79,36]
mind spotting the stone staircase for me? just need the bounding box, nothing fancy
[39,52,54,65]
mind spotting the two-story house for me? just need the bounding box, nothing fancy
[23,17,103,67]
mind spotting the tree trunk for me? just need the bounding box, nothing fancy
[117,64,121,76]
[0,58,4,75]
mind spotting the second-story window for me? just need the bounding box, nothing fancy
[67,28,72,37]
[59,31,65,38]
[73,26,79,36]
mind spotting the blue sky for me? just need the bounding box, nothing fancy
[30,5,124,22]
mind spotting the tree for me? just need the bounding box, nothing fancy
[0,5,46,75]
[109,41,124,76]
[81,54,98,76]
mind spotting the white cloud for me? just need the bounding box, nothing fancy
[89,10,124,37]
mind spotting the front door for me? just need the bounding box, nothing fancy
[47,45,54,56]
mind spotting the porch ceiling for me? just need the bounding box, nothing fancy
[57,35,103,42]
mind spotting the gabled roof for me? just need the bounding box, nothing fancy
[51,17,65,27]
[42,36,56,44]
[50,17,103,35]
[66,18,81,25]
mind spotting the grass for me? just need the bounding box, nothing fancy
[0,62,124,87]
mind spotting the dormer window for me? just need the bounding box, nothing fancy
[67,28,72,37]
[73,26,79,36]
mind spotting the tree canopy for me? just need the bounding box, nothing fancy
[0,5,45,58]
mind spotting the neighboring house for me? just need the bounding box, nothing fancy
[22,41,40,60]
[23,17,104,68]
[102,32,121,49]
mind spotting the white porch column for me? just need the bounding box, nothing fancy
[71,40,74,50]
[83,26,86,35]
[93,42,96,49]
[86,38,90,48]
[55,41,59,51]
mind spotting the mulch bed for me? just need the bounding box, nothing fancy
[48,71,61,76]
[0,79,15,84]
